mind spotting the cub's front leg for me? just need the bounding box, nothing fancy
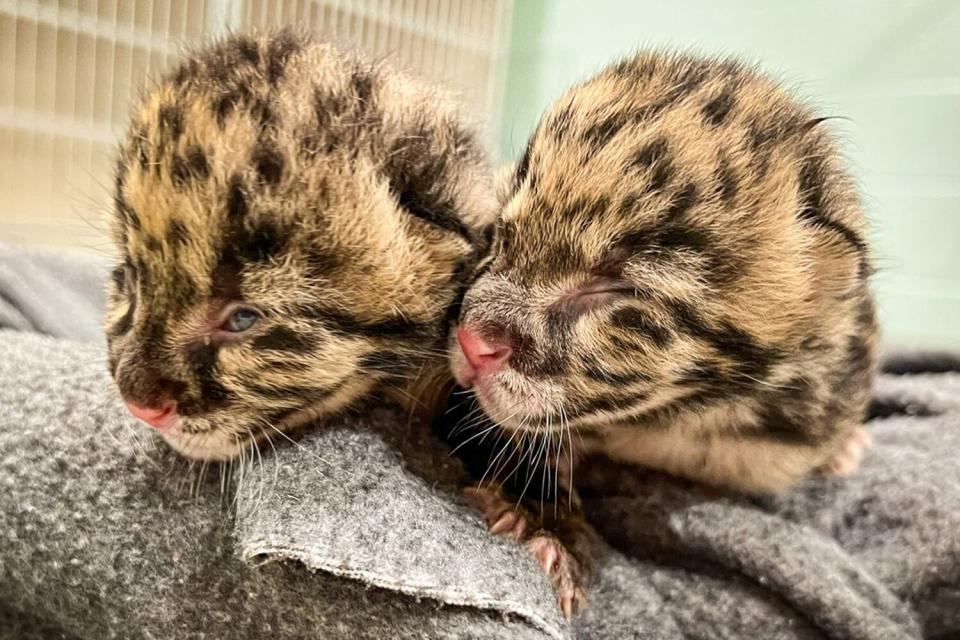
[463,465,597,618]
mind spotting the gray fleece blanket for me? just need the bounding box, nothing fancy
[0,243,958,640]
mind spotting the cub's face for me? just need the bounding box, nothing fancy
[448,164,709,437]
[448,54,844,438]
[449,170,782,438]
[107,33,494,460]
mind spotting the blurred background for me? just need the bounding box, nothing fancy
[0,0,957,347]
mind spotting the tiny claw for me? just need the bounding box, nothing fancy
[561,587,586,618]
[540,543,559,572]
[512,518,528,539]
[464,486,532,541]
[490,512,518,536]
[527,534,560,572]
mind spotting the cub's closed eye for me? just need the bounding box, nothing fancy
[222,307,260,333]
[554,280,641,317]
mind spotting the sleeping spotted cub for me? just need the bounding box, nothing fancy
[450,51,878,615]
[106,30,496,460]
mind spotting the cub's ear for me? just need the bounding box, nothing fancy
[494,162,517,207]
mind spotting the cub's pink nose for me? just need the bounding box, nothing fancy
[457,326,512,379]
[125,400,178,430]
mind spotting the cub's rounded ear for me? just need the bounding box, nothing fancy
[494,162,517,207]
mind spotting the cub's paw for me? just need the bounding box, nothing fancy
[820,426,872,476]
[526,532,587,619]
[463,485,532,541]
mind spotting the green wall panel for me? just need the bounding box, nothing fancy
[500,0,960,347]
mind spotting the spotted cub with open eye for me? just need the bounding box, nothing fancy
[450,51,878,614]
[106,30,496,460]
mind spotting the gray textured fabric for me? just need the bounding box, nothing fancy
[0,244,958,639]
[0,244,108,341]
[233,408,569,638]
[0,331,552,640]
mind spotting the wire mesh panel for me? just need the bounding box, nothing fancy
[0,0,512,250]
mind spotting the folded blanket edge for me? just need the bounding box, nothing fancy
[239,538,568,640]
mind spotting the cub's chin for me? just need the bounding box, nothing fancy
[157,426,257,461]
[449,362,568,437]
[154,400,349,461]
[158,414,280,461]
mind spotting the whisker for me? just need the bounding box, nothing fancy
[449,421,503,455]
[477,414,520,486]
[560,402,575,510]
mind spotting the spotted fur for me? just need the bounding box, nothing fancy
[451,51,878,495]
[106,30,496,460]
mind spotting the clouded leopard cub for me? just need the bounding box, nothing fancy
[451,52,878,614]
[106,30,495,460]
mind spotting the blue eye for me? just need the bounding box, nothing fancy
[224,308,259,333]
